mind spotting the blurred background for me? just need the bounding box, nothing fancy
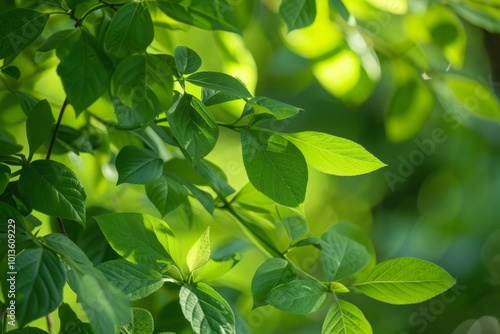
[1,0,500,333]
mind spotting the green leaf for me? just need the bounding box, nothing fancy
[174,46,202,75]
[0,129,23,155]
[267,280,328,314]
[97,260,164,301]
[115,146,163,185]
[321,226,371,281]
[55,125,94,155]
[43,233,130,334]
[121,308,154,334]
[186,71,252,98]
[26,99,54,158]
[167,94,219,161]
[248,96,302,120]
[179,282,235,334]
[329,223,376,269]
[2,65,20,79]
[95,213,182,271]
[322,300,372,334]
[187,227,211,272]
[38,30,73,52]
[329,282,350,294]
[18,160,87,225]
[251,258,297,308]
[281,214,308,244]
[177,178,215,214]
[0,164,10,194]
[279,0,316,31]
[156,0,241,33]
[57,30,113,114]
[1,247,65,327]
[282,131,386,176]
[439,73,500,120]
[194,253,241,282]
[330,0,351,21]
[193,160,235,196]
[7,327,50,334]
[0,202,34,259]
[16,91,40,116]
[352,257,456,304]
[59,303,93,334]
[201,88,239,106]
[145,174,189,216]
[241,128,308,207]
[111,54,173,125]
[104,2,154,61]
[0,9,48,59]
[450,1,500,33]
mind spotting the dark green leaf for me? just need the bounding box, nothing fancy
[1,247,65,327]
[292,237,323,249]
[18,160,87,225]
[0,164,10,194]
[104,2,154,61]
[279,0,316,31]
[167,94,219,161]
[267,280,328,314]
[174,46,202,75]
[251,258,297,308]
[55,125,94,155]
[2,65,20,79]
[193,160,235,196]
[176,177,214,214]
[321,226,371,281]
[66,0,94,9]
[281,214,308,244]
[97,260,164,301]
[0,129,23,155]
[26,99,54,158]
[352,257,455,304]
[57,30,113,114]
[186,71,252,98]
[115,146,163,185]
[145,174,189,216]
[329,0,350,21]
[322,300,372,334]
[247,96,302,120]
[330,222,376,269]
[0,9,48,59]
[59,303,93,334]
[241,128,308,207]
[156,0,241,33]
[0,202,35,260]
[15,91,40,116]
[38,30,73,52]
[95,213,181,271]
[179,283,235,334]
[7,327,49,334]
[111,54,173,125]
[0,155,23,166]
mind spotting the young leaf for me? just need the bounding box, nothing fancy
[187,227,211,272]
[267,280,328,314]
[194,253,241,282]
[352,257,455,304]
[18,160,87,225]
[111,54,173,125]
[115,146,163,185]
[156,0,241,33]
[95,213,182,271]
[281,214,308,244]
[0,9,48,59]
[145,174,189,216]
[167,94,219,161]
[104,2,154,61]
[241,128,308,207]
[179,283,235,334]
[1,247,65,327]
[2,65,21,79]
[251,258,297,308]
[321,226,371,281]
[247,96,302,120]
[322,300,372,334]
[281,131,386,176]
[97,260,164,301]
[186,71,252,98]
[174,46,202,75]
[26,99,54,158]
[57,30,113,114]
[121,308,154,334]
[279,0,316,31]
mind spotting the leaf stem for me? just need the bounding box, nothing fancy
[46,98,68,160]
[75,4,108,27]
[46,314,53,334]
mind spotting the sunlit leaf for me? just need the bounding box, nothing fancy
[322,300,372,334]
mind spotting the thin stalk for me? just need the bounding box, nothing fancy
[46,98,68,160]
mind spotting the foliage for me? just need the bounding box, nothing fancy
[2,0,499,333]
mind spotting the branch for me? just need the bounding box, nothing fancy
[46,98,68,160]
